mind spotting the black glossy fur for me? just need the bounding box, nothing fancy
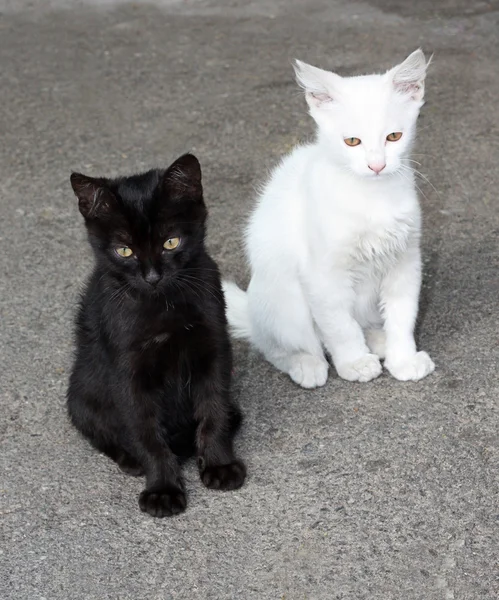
[67,154,246,517]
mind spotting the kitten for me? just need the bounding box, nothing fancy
[67,153,246,517]
[223,50,435,388]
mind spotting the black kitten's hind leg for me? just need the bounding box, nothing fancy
[67,397,145,477]
[116,451,145,477]
[87,435,145,477]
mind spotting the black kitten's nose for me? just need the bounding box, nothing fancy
[144,269,161,287]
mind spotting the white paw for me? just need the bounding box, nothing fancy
[288,354,329,389]
[336,354,382,383]
[386,351,435,381]
[365,329,386,359]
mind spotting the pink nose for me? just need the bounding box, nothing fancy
[368,162,386,174]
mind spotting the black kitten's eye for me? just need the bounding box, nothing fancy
[163,237,181,251]
[116,246,133,258]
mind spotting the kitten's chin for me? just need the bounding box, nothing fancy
[351,170,388,180]
[362,168,395,180]
[129,281,167,299]
[345,165,392,180]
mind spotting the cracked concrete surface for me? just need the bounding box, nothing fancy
[1,0,498,598]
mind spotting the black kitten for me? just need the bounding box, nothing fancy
[67,154,246,517]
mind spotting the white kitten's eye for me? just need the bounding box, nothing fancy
[163,237,181,251]
[344,137,361,147]
[386,132,403,142]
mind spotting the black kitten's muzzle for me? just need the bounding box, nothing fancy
[143,267,162,287]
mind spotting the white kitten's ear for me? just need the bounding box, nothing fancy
[294,60,340,108]
[388,49,429,102]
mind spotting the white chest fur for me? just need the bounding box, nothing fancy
[309,158,419,267]
[311,195,419,281]
[352,216,413,266]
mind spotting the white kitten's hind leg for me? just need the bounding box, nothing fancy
[355,280,386,359]
[306,273,382,383]
[365,328,386,359]
[276,352,328,389]
[247,276,328,388]
[335,354,382,382]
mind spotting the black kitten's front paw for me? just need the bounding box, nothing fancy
[200,460,246,491]
[138,487,186,518]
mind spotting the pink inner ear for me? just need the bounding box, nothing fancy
[395,81,420,95]
[309,91,332,104]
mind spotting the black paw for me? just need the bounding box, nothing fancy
[117,452,145,477]
[200,460,246,491]
[138,487,187,518]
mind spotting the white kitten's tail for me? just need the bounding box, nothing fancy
[222,281,252,340]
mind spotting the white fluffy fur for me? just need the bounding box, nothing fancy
[224,50,435,387]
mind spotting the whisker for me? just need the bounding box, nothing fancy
[176,279,204,303]
[411,169,441,197]
[177,274,222,301]
[397,166,431,203]
[399,163,440,198]
[402,158,422,166]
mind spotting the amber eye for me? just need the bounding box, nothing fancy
[116,246,133,258]
[344,137,361,147]
[386,132,403,142]
[163,237,181,251]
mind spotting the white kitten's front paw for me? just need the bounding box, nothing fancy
[385,351,435,381]
[336,354,382,383]
[288,354,329,389]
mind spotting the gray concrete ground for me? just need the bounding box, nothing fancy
[1,0,498,598]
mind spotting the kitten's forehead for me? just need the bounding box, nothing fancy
[109,170,168,233]
[115,170,161,207]
[341,74,392,111]
[336,74,410,133]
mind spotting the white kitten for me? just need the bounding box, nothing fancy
[224,50,435,388]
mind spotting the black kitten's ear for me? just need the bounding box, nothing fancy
[70,172,116,219]
[162,153,203,201]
